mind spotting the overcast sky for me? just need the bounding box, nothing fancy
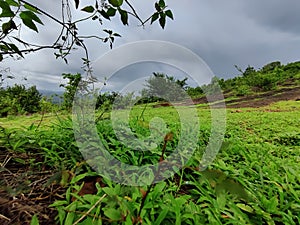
[1,0,300,92]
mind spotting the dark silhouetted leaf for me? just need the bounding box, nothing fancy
[74,0,79,9]
[165,9,173,20]
[12,37,29,47]
[151,12,159,24]
[158,0,165,8]
[99,10,110,20]
[108,0,123,7]
[154,2,161,11]
[8,43,23,57]
[113,32,121,37]
[103,29,113,35]
[81,5,94,13]
[159,13,166,29]
[118,8,128,25]
[2,19,17,34]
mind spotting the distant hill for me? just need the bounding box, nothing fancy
[39,90,64,104]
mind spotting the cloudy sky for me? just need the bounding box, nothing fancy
[1,0,300,92]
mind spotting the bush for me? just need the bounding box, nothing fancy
[235,84,251,96]
[0,84,42,116]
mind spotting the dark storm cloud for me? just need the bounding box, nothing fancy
[242,0,300,34]
[1,1,300,91]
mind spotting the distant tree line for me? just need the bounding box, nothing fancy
[0,61,299,117]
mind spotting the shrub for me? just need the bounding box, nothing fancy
[0,84,42,116]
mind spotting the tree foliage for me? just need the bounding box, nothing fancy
[60,73,82,110]
[0,84,42,116]
[0,0,174,66]
[141,72,188,102]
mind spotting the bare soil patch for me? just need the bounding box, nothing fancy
[153,86,300,108]
[0,148,65,225]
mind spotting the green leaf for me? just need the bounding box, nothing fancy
[236,203,254,213]
[20,17,38,32]
[118,8,128,25]
[216,193,226,210]
[0,1,14,17]
[65,203,77,225]
[165,10,173,20]
[0,44,9,51]
[70,172,98,184]
[153,181,166,194]
[81,5,94,13]
[104,208,122,220]
[5,0,19,7]
[20,11,43,32]
[2,19,16,34]
[108,0,123,7]
[158,0,165,8]
[23,3,39,13]
[102,187,115,195]
[159,13,166,29]
[20,11,43,24]
[151,12,159,24]
[49,200,68,207]
[107,7,116,17]
[154,208,168,225]
[30,214,39,225]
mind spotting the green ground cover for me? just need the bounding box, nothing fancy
[0,101,299,224]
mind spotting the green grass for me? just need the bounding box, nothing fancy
[1,101,299,224]
[0,112,68,129]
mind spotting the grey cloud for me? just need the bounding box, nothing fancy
[242,0,300,34]
[1,0,300,91]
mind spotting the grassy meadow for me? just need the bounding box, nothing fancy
[0,100,299,224]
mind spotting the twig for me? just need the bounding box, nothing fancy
[124,0,144,25]
[73,193,107,225]
[0,214,11,221]
[1,154,12,168]
[136,132,173,223]
[35,111,45,131]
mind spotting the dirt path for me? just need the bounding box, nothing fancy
[154,86,300,108]
[224,86,300,108]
